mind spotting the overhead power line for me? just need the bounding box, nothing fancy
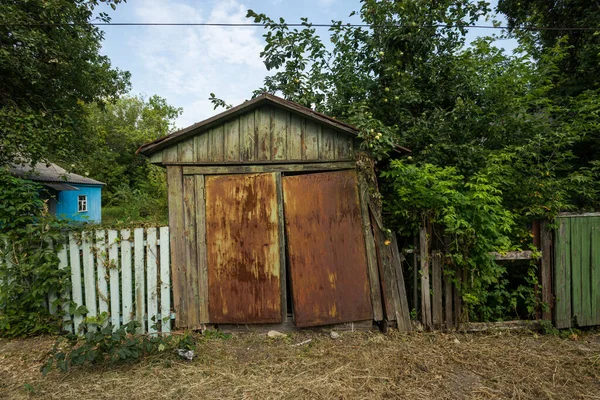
[1,22,600,31]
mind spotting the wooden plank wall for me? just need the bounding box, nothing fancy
[150,105,355,164]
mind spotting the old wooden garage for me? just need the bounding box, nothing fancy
[138,94,410,331]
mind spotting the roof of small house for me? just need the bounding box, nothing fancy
[137,93,411,156]
[10,162,105,187]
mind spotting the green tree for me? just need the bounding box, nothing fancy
[80,95,181,224]
[0,0,130,167]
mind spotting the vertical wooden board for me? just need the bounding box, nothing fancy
[167,166,187,328]
[554,218,571,328]
[82,231,97,329]
[159,227,171,333]
[444,271,454,330]
[371,214,398,322]
[57,242,72,332]
[581,217,592,326]
[47,240,59,315]
[272,108,288,160]
[358,181,384,322]
[224,119,240,161]
[571,218,583,326]
[319,127,336,160]
[391,233,412,332]
[303,119,320,160]
[420,226,432,329]
[108,230,120,328]
[282,170,373,327]
[431,252,443,328]
[209,126,225,162]
[205,173,282,323]
[255,106,272,160]
[591,217,600,326]
[336,132,352,159]
[134,228,145,332]
[69,233,84,332]
[146,227,158,334]
[194,175,209,324]
[183,176,200,328]
[163,146,179,163]
[275,173,287,322]
[148,151,163,164]
[120,229,133,325]
[178,138,195,162]
[287,113,303,160]
[194,133,209,162]
[95,230,109,320]
[240,111,256,161]
[540,221,553,321]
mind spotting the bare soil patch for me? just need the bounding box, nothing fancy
[1,330,599,399]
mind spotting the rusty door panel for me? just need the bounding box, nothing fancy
[205,173,282,323]
[282,170,373,327]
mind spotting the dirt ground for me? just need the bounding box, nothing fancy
[1,329,599,400]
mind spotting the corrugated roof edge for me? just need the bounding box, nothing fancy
[136,93,411,156]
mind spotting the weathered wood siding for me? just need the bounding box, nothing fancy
[150,105,355,164]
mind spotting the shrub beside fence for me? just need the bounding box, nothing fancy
[48,226,171,334]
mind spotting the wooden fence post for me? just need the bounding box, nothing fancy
[420,222,432,329]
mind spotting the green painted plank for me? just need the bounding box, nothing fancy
[581,217,593,326]
[592,217,600,326]
[571,217,583,326]
[554,217,571,329]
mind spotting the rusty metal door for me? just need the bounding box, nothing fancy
[205,173,282,323]
[282,170,373,327]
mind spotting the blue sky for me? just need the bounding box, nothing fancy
[97,0,515,129]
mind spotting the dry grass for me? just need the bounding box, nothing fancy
[1,329,600,399]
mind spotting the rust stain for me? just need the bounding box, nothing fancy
[282,170,373,328]
[205,173,282,324]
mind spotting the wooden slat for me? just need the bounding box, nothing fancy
[178,138,195,162]
[571,217,583,326]
[240,111,256,161]
[303,119,320,159]
[319,127,336,160]
[391,233,412,332]
[336,132,352,159]
[554,217,572,328]
[272,107,288,160]
[183,175,200,328]
[370,211,397,322]
[581,217,592,326]
[209,126,225,162]
[287,113,303,160]
[57,241,72,332]
[194,175,209,324]
[148,151,163,164]
[134,228,145,332]
[120,229,133,325]
[224,119,240,162]
[82,231,97,329]
[146,227,158,334]
[431,251,443,328]
[444,270,454,330]
[194,133,209,162]
[592,217,600,326]
[255,106,271,160]
[490,251,536,260]
[163,146,179,163]
[95,230,109,323]
[159,226,171,333]
[167,166,187,328]
[357,181,384,322]
[539,221,553,321]
[420,225,432,329]
[69,233,84,332]
[182,162,355,175]
[107,230,120,328]
[454,272,463,328]
[275,173,287,322]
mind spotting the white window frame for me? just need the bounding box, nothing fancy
[78,195,88,212]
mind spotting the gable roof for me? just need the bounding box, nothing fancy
[10,162,105,186]
[137,93,410,156]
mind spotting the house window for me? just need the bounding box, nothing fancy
[78,195,88,212]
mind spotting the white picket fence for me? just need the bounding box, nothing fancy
[49,226,171,334]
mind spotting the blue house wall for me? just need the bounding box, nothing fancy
[56,184,103,223]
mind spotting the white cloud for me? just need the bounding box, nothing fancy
[127,0,266,129]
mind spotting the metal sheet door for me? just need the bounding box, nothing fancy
[205,173,282,323]
[282,170,373,327]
